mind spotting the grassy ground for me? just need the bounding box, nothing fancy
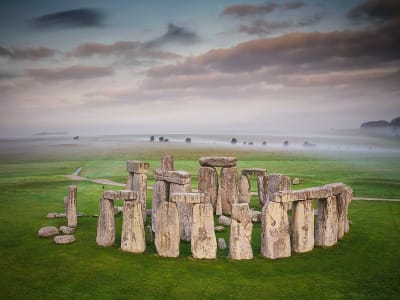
[0,141,399,299]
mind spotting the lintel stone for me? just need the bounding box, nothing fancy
[153,169,191,184]
[241,168,266,176]
[170,192,204,204]
[127,160,149,174]
[199,157,237,168]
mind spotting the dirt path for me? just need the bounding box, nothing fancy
[66,167,400,202]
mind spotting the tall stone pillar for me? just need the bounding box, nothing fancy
[315,196,338,247]
[127,160,149,224]
[229,203,253,260]
[291,199,314,253]
[67,185,77,228]
[238,174,251,204]
[96,191,116,247]
[198,166,218,211]
[220,167,238,215]
[155,201,180,257]
[170,183,192,241]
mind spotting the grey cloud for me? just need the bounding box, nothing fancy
[221,1,304,17]
[32,8,105,29]
[0,45,56,60]
[347,0,400,22]
[27,65,114,81]
[147,23,199,47]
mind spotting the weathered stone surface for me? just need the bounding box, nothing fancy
[258,175,267,207]
[214,226,225,232]
[54,235,75,244]
[127,160,149,174]
[152,181,169,232]
[118,190,137,200]
[145,225,153,244]
[241,168,266,177]
[315,196,338,247]
[292,178,300,185]
[114,206,123,215]
[218,238,227,250]
[170,183,192,241]
[250,210,262,223]
[218,215,232,226]
[199,157,237,168]
[344,187,352,234]
[121,202,145,253]
[291,200,314,253]
[336,188,352,239]
[126,173,134,190]
[264,174,291,206]
[103,190,118,200]
[161,155,174,170]
[59,226,75,234]
[261,201,291,259]
[155,202,180,257]
[198,166,218,210]
[238,174,251,204]
[96,197,115,247]
[229,203,253,260]
[191,203,217,259]
[132,173,147,223]
[67,185,77,228]
[304,187,332,200]
[220,167,238,215]
[46,212,66,219]
[323,183,346,195]
[38,226,59,237]
[170,192,204,204]
[153,169,191,185]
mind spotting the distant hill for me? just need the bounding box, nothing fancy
[360,120,391,129]
[391,117,400,127]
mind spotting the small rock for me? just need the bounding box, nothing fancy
[250,210,262,223]
[146,208,152,216]
[38,226,59,237]
[145,225,153,244]
[46,212,66,219]
[214,226,225,232]
[77,211,87,217]
[218,238,227,250]
[314,209,319,216]
[59,226,75,234]
[114,206,123,215]
[293,178,300,185]
[54,235,75,244]
[218,215,231,226]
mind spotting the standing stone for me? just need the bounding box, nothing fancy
[126,173,134,190]
[198,166,218,211]
[145,225,153,244]
[261,201,291,259]
[121,201,145,253]
[238,174,251,204]
[132,173,147,223]
[161,155,174,170]
[96,197,115,247]
[218,238,227,250]
[170,183,192,241]
[229,203,253,260]
[344,188,352,234]
[67,185,77,228]
[216,191,222,216]
[291,200,314,253]
[257,176,267,207]
[155,202,180,257]
[263,174,291,207]
[315,196,338,247]
[220,167,238,215]
[64,196,69,215]
[151,181,169,232]
[191,203,217,259]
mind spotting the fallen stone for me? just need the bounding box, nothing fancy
[292,178,300,185]
[59,226,75,235]
[241,168,266,177]
[38,226,59,237]
[161,155,174,170]
[54,235,75,244]
[238,174,251,204]
[191,203,217,259]
[250,210,262,223]
[218,237,227,250]
[170,192,204,204]
[77,211,87,217]
[218,215,231,226]
[198,166,218,210]
[153,169,191,185]
[155,202,180,257]
[127,160,149,174]
[199,157,237,168]
[220,167,238,215]
[46,212,66,219]
[229,203,253,260]
[214,226,225,232]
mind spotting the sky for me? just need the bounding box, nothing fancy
[0,0,399,137]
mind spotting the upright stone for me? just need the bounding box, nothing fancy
[291,200,314,253]
[170,183,192,241]
[151,181,169,232]
[96,197,115,247]
[191,203,217,259]
[315,196,338,247]
[261,201,291,259]
[258,176,268,207]
[67,185,77,228]
[145,225,153,244]
[238,174,251,204]
[336,188,352,239]
[121,202,145,253]
[229,203,253,260]
[161,155,174,170]
[126,173,134,190]
[263,174,291,207]
[220,167,238,215]
[155,202,180,257]
[344,187,352,234]
[132,173,147,223]
[198,166,218,211]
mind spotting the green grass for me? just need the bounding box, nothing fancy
[0,143,399,299]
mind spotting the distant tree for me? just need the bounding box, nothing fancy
[159,136,164,142]
[249,141,254,145]
[164,138,169,142]
[243,141,247,145]
[231,138,237,144]
[185,137,191,143]
[262,141,267,146]
[150,136,155,142]
[283,140,289,146]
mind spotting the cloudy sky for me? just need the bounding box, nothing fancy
[0,0,399,137]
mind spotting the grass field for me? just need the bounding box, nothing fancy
[0,137,399,299]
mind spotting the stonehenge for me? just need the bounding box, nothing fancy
[94,155,353,261]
